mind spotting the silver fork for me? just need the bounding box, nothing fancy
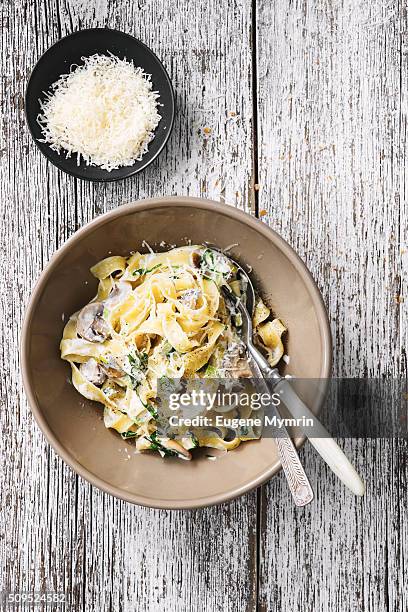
[216,248,364,497]
[220,281,314,506]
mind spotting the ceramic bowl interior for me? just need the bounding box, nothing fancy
[21,197,332,509]
[25,28,175,182]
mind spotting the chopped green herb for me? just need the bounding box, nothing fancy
[147,432,177,456]
[133,263,162,277]
[134,392,159,419]
[162,341,175,356]
[121,431,138,439]
[204,364,218,377]
[200,249,233,286]
[191,433,199,447]
[127,350,148,389]
[145,402,159,419]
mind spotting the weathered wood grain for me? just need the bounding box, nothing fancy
[0,1,257,611]
[1,0,407,610]
[256,1,407,610]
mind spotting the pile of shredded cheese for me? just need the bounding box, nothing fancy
[37,54,161,171]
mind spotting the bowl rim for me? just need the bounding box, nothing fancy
[20,196,333,509]
[24,27,175,183]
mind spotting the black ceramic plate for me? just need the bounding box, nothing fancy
[25,28,175,182]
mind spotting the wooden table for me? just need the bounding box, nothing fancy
[1,1,406,610]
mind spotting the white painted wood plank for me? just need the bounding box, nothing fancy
[0,1,257,611]
[256,1,407,610]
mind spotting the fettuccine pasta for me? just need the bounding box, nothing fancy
[60,245,287,459]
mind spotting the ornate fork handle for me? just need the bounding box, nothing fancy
[275,435,314,506]
[247,352,314,506]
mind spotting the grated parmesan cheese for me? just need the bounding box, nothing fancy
[37,54,161,171]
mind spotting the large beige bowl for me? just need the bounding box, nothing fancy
[21,197,332,509]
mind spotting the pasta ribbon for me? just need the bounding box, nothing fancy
[257,318,287,366]
[60,245,287,459]
[90,255,127,279]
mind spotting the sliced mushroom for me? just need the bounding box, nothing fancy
[162,439,192,460]
[79,358,106,386]
[100,355,127,378]
[77,303,110,342]
[105,281,132,308]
